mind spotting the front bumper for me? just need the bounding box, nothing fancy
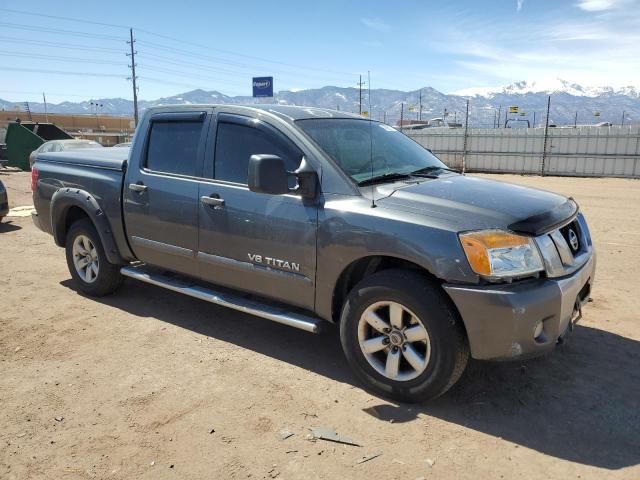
[443,253,596,360]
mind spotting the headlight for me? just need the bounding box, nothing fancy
[459,230,543,278]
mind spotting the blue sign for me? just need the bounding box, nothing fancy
[252,77,273,98]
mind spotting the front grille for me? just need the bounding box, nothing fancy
[534,213,593,278]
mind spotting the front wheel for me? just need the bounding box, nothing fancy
[65,218,122,297]
[340,269,469,403]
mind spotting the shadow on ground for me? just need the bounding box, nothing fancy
[0,221,22,233]
[62,278,640,470]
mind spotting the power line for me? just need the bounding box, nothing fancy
[0,50,125,66]
[140,65,254,87]
[1,66,125,78]
[136,40,355,83]
[0,21,123,41]
[139,76,246,97]
[0,36,124,53]
[0,8,130,30]
[135,29,354,77]
[0,89,106,99]
[1,8,356,79]
[139,52,351,86]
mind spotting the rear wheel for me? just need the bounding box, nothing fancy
[65,218,122,296]
[340,269,469,403]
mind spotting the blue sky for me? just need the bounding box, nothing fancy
[0,0,638,102]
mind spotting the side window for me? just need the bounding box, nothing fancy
[146,121,203,176]
[214,122,301,184]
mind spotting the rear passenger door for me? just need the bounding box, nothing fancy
[196,113,318,310]
[124,110,210,276]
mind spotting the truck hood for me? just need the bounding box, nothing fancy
[372,174,577,235]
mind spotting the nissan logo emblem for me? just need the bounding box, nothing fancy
[568,228,579,252]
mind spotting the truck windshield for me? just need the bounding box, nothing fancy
[296,118,448,184]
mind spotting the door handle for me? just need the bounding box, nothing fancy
[200,195,225,208]
[129,183,148,193]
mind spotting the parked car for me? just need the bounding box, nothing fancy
[29,139,103,168]
[31,105,596,402]
[0,179,8,222]
[113,142,132,148]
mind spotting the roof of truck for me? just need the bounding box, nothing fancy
[250,105,362,122]
[147,104,363,123]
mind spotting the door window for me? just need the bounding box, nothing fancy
[146,121,204,177]
[214,122,301,184]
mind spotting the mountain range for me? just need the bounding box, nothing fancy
[2,78,638,127]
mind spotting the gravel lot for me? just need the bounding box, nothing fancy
[1,170,638,480]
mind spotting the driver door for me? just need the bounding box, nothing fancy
[196,113,318,310]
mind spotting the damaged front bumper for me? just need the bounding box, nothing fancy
[443,253,595,360]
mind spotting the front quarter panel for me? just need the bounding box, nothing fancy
[315,193,478,321]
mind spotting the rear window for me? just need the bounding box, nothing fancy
[146,121,203,176]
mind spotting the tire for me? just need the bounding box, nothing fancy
[65,218,122,297]
[340,269,469,403]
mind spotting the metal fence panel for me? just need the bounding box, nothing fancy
[407,126,640,178]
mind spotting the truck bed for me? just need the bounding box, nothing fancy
[36,148,128,171]
[32,147,133,263]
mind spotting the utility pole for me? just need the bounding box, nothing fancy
[462,99,469,174]
[357,75,365,115]
[621,110,626,126]
[42,92,48,123]
[419,90,422,122]
[541,95,551,176]
[127,28,139,127]
[574,112,578,128]
[497,105,502,129]
[533,111,536,128]
[400,103,404,132]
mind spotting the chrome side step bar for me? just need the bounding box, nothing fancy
[120,265,321,334]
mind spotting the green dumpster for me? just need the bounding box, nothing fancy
[6,122,73,170]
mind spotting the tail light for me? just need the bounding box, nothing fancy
[31,166,38,192]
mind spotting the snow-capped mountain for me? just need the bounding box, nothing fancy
[453,78,640,99]
[2,80,638,127]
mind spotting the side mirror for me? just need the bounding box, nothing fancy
[248,154,318,199]
[248,154,290,195]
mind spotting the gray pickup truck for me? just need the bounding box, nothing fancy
[31,105,595,402]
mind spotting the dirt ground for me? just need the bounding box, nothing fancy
[1,169,638,480]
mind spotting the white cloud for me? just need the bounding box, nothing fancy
[424,7,640,90]
[361,17,391,32]
[517,0,525,11]
[576,0,623,11]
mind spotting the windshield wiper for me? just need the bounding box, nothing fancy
[410,165,460,176]
[357,172,413,186]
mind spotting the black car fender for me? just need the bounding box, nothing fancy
[50,187,125,265]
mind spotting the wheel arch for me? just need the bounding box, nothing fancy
[331,255,444,324]
[51,188,125,265]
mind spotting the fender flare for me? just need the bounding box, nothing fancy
[50,187,125,265]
